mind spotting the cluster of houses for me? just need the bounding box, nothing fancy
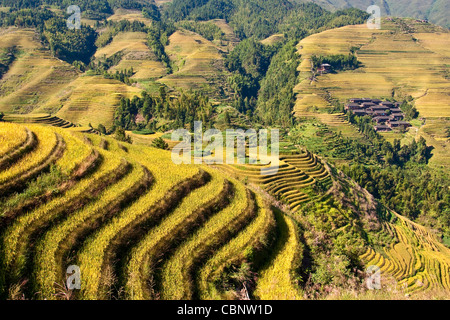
[344,98,411,132]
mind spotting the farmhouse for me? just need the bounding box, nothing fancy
[317,63,331,74]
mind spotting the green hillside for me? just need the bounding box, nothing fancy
[296,0,450,28]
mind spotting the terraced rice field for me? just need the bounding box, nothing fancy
[216,151,333,212]
[158,29,231,96]
[295,21,450,118]
[107,9,153,26]
[0,28,78,114]
[95,32,167,80]
[42,75,141,129]
[294,20,450,168]
[361,211,450,294]
[0,122,287,300]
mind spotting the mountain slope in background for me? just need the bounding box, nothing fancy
[294,0,449,28]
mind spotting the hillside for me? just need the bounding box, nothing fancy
[0,28,79,114]
[297,0,450,28]
[0,0,448,302]
[0,122,448,299]
[293,18,450,168]
[157,29,232,98]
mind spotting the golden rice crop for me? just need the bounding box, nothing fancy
[0,125,57,184]
[254,212,303,300]
[198,194,274,300]
[160,179,249,300]
[0,149,123,282]
[34,162,146,298]
[0,123,28,157]
[53,129,92,176]
[77,146,199,300]
[124,168,226,300]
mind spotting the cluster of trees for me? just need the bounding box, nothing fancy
[147,21,176,72]
[399,100,419,120]
[94,20,148,48]
[0,47,17,79]
[347,114,432,166]
[176,20,225,41]
[163,0,369,40]
[311,54,360,72]
[0,0,149,16]
[43,18,97,64]
[226,39,277,113]
[113,88,214,132]
[343,164,449,237]
[256,40,299,127]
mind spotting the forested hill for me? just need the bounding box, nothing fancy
[295,0,449,28]
[163,0,370,39]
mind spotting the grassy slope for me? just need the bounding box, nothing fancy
[95,31,168,81]
[158,29,231,97]
[107,8,153,26]
[0,28,78,114]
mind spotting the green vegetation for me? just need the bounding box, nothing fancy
[151,136,169,150]
[311,54,360,72]
[176,20,225,41]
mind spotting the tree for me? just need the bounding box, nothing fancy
[98,124,106,135]
[114,127,132,144]
[224,110,231,125]
[151,137,169,150]
[0,112,4,121]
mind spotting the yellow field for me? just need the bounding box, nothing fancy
[208,19,239,49]
[158,29,230,93]
[293,20,450,167]
[294,22,450,118]
[37,75,141,129]
[261,34,285,46]
[107,9,153,26]
[361,211,450,294]
[95,32,167,80]
[0,28,78,114]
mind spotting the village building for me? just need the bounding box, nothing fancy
[345,98,410,132]
[389,121,411,129]
[317,64,331,74]
[373,116,391,123]
[374,125,392,132]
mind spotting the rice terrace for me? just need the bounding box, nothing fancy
[0,0,449,306]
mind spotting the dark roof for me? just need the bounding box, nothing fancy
[362,102,376,107]
[353,110,367,114]
[374,125,392,131]
[345,103,360,107]
[381,101,394,106]
[371,99,382,103]
[389,121,410,125]
[371,106,389,111]
[374,116,390,122]
[390,108,402,112]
